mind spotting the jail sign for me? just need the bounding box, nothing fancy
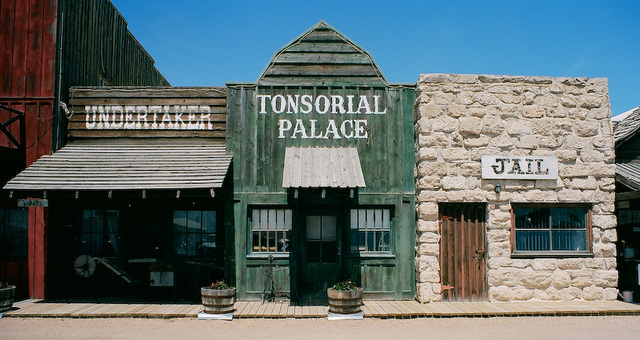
[481,156,558,180]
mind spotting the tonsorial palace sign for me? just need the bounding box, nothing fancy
[256,94,387,139]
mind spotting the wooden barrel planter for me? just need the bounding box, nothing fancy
[0,285,16,313]
[327,287,363,314]
[201,287,236,314]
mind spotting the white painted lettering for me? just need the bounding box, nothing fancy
[331,95,346,114]
[291,119,308,139]
[315,95,330,114]
[272,95,286,114]
[278,119,292,138]
[257,95,271,114]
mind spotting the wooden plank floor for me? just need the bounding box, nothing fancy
[4,299,640,319]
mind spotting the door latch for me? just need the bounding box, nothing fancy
[473,250,486,260]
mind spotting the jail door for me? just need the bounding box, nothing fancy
[439,203,487,301]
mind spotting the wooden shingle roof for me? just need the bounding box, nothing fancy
[3,139,232,191]
[613,106,640,146]
[258,21,388,86]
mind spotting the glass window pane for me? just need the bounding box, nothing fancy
[202,211,216,234]
[552,230,587,251]
[515,230,550,251]
[306,216,321,240]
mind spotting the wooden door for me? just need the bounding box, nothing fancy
[298,214,342,303]
[439,203,487,301]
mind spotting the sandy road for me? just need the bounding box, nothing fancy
[1,316,640,340]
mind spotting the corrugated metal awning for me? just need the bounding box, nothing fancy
[282,147,365,188]
[3,140,232,191]
[616,163,640,191]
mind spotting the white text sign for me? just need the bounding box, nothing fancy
[481,156,558,180]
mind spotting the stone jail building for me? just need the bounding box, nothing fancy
[415,74,617,302]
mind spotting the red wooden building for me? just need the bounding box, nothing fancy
[0,0,168,299]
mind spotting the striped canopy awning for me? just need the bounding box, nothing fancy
[282,147,366,188]
[3,139,232,191]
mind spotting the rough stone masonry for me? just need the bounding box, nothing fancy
[414,74,617,302]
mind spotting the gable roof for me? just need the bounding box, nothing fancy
[613,106,640,147]
[257,21,388,86]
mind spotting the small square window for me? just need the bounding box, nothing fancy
[250,208,292,254]
[350,208,393,254]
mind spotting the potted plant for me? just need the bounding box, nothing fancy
[327,280,363,314]
[0,282,16,313]
[201,281,236,314]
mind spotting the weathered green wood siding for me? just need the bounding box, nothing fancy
[227,21,416,301]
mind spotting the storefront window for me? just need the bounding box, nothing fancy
[81,210,120,257]
[250,208,292,254]
[350,208,393,254]
[513,205,589,254]
[172,211,216,257]
[0,208,28,258]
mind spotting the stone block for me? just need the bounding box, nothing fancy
[486,229,510,243]
[419,243,440,256]
[557,189,584,202]
[519,271,552,289]
[418,203,439,220]
[417,176,441,190]
[490,135,515,148]
[563,287,583,300]
[488,286,512,302]
[481,117,505,135]
[418,232,440,243]
[584,258,606,269]
[539,136,563,148]
[522,107,545,118]
[593,270,618,288]
[505,119,532,135]
[592,136,614,149]
[417,220,439,232]
[434,93,456,105]
[459,117,483,135]
[417,148,438,161]
[419,74,447,84]
[552,271,571,289]
[572,177,598,190]
[557,259,584,270]
[417,161,448,177]
[516,135,539,149]
[531,260,557,271]
[418,105,444,119]
[593,243,616,258]
[575,120,599,137]
[441,148,468,161]
[419,271,441,283]
[556,150,578,162]
[579,150,604,163]
[512,289,535,301]
[488,270,519,287]
[592,214,617,230]
[463,136,490,147]
[432,116,458,132]
[582,286,604,301]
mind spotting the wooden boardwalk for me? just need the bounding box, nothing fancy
[4,299,640,319]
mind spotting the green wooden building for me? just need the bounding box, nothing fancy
[227,22,416,302]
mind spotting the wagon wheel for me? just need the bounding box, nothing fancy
[74,254,97,278]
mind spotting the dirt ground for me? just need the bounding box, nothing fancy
[1,316,639,340]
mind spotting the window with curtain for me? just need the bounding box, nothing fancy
[172,211,216,257]
[250,208,292,254]
[81,210,120,257]
[350,208,393,254]
[513,205,590,254]
[0,208,28,258]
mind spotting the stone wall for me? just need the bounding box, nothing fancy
[415,74,617,302]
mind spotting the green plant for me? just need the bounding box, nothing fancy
[209,281,232,290]
[331,280,358,291]
[0,282,12,289]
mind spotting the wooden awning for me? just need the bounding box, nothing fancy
[616,163,640,191]
[282,147,365,188]
[3,139,232,191]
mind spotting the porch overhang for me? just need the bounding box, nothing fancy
[3,139,233,192]
[282,147,365,188]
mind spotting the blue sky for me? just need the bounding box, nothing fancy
[111,0,639,116]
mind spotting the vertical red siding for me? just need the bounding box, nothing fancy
[1,0,57,299]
